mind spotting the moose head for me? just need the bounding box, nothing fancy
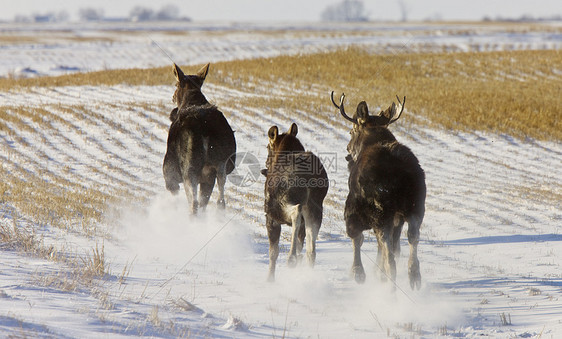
[331,92,405,161]
[172,63,210,110]
[267,123,299,152]
[261,123,303,177]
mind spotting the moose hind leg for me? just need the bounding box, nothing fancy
[184,176,199,215]
[377,228,397,289]
[266,217,281,282]
[296,215,305,265]
[351,233,366,283]
[215,164,227,209]
[199,167,216,211]
[288,205,303,268]
[407,216,422,290]
[346,205,366,283]
[303,207,320,267]
[163,152,181,194]
[392,216,404,259]
[375,234,386,282]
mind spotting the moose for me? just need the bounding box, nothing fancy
[163,63,236,214]
[331,92,426,289]
[261,123,329,282]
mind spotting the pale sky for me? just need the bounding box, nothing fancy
[2,0,561,22]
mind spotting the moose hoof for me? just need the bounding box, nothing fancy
[288,255,298,268]
[307,254,316,268]
[217,199,226,210]
[352,266,366,284]
[409,268,421,290]
[267,272,275,283]
[380,272,388,282]
[166,183,180,195]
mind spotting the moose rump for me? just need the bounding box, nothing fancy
[162,63,236,214]
[263,123,329,282]
[346,140,426,287]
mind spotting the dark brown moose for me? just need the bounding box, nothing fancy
[262,123,329,282]
[163,63,236,214]
[331,92,426,289]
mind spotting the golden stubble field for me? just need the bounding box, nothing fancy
[3,48,560,140]
[1,37,560,274]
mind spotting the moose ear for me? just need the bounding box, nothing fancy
[173,64,184,82]
[197,63,210,80]
[268,126,279,143]
[357,101,369,125]
[288,123,298,136]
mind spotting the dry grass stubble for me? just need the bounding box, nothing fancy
[1,48,560,246]
[1,47,560,271]
[2,48,558,140]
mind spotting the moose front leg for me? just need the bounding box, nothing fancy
[266,216,281,282]
[351,233,366,283]
[199,167,216,211]
[407,217,422,290]
[346,201,366,283]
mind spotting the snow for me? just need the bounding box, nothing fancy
[1,21,561,338]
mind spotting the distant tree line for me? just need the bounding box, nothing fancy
[12,4,191,23]
[482,14,562,22]
[128,5,188,22]
[14,11,69,23]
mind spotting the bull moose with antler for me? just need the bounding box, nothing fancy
[163,63,236,214]
[331,92,426,289]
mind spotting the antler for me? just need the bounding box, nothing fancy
[389,95,406,124]
[331,91,356,123]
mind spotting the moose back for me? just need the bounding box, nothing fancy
[163,63,236,214]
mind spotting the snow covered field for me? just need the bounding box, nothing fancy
[2,21,562,78]
[1,21,561,338]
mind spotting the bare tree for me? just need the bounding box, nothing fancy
[397,0,410,22]
[79,8,104,21]
[129,4,186,22]
[130,6,154,22]
[321,0,369,22]
[155,5,179,20]
[30,11,69,23]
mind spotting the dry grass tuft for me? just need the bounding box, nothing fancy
[170,297,202,313]
[149,306,162,327]
[0,218,56,259]
[500,312,512,326]
[82,242,108,278]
